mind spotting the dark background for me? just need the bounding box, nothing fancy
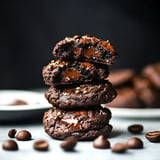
[1,0,160,89]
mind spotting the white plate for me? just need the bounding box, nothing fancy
[102,105,160,118]
[0,90,52,121]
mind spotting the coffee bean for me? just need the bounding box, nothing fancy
[111,143,127,153]
[60,137,77,151]
[16,130,32,141]
[145,131,160,142]
[93,135,110,149]
[33,140,49,151]
[126,137,143,149]
[2,140,18,151]
[128,124,143,134]
[8,129,17,138]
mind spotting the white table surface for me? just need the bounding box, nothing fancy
[0,115,160,160]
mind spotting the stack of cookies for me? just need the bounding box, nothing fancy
[42,35,119,140]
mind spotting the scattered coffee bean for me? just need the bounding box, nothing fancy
[126,137,143,149]
[111,143,127,153]
[93,135,110,149]
[16,130,32,141]
[33,140,49,151]
[2,140,18,151]
[8,129,17,138]
[60,137,77,151]
[128,124,143,134]
[145,131,160,142]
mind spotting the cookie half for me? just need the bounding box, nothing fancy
[53,35,119,65]
[42,59,109,86]
[45,80,117,109]
[43,106,112,140]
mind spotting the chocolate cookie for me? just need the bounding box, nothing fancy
[53,35,119,65]
[43,106,112,140]
[142,62,160,89]
[45,80,117,109]
[104,87,143,108]
[42,59,109,86]
[107,69,135,87]
[133,76,160,108]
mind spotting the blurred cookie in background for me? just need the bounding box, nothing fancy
[105,62,160,108]
[133,76,160,108]
[104,87,143,108]
[142,62,160,89]
[106,69,136,87]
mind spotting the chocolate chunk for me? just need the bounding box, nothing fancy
[16,130,32,141]
[2,140,18,151]
[93,135,110,149]
[126,137,143,149]
[111,143,127,153]
[60,137,77,151]
[33,140,49,151]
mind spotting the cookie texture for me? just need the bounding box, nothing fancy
[45,81,117,109]
[42,59,109,86]
[43,106,112,140]
[53,35,119,65]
